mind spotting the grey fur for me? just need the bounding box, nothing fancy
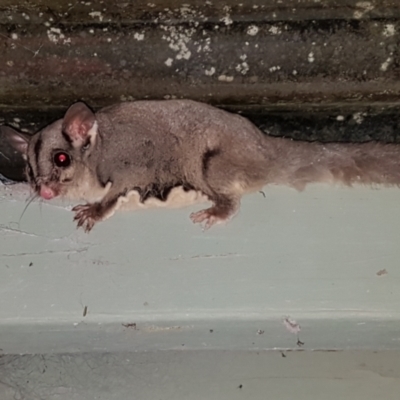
[5,99,400,231]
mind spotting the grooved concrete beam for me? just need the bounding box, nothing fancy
[0,0,399,113]
[1,1,400,181]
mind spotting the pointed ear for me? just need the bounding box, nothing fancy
[1,126,30,156]
[62,102,96,147]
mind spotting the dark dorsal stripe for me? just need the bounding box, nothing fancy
[34,136,42,175]
[62,130,73,145]
[26,161,35,183]
[202,148,221,178]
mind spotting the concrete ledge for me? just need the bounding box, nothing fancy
[1,183,400,351]
[1,179,400,398]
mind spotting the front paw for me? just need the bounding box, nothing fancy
[72,203,102,232]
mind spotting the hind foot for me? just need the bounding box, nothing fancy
[190,208,230,230]
[190,202,238,230]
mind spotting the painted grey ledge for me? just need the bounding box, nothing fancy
[1,182,400,355]
[2,182,400,399]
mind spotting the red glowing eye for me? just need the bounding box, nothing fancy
[54,152,71,167]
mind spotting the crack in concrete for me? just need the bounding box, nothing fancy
[0,248,89,258]
[170,253,245,260]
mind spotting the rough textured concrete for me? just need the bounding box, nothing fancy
[0,0,399,114]
[1,351,400,400]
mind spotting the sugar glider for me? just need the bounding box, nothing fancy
[5,99,400,232]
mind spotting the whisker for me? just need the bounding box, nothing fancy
[39,198,43,218]
[19,193,39,224]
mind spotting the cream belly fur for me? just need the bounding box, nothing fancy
[99,186,209,222]
[116,186,209,212]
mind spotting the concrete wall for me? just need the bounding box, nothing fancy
[1,1,400,399]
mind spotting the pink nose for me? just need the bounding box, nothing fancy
[39,186,55,200]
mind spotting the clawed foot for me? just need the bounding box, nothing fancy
[72,203,102,233]
[190,208,230,230]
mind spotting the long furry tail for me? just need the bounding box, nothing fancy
[268,137,400,190]
[326,142,400,187]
